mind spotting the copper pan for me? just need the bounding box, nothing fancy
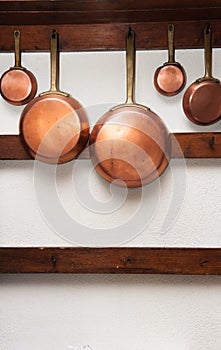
[0,30,37,106]
[183,26,221,125]
[154,24,186,96]
[19,30,89,164]
[89,29,171,188]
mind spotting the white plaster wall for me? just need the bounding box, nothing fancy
[1,49,221,349]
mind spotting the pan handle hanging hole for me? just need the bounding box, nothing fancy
[168,24,174,31]
[14,30,20,37]
[206,23,211,34]
[52,30,57,38]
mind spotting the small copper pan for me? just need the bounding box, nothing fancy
[183,26,221,125]
[89,29,170,188]
[19,30,89,164]
[154,24,186,96]
[0,30,37,105]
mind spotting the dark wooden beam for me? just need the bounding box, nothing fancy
[0,247,221,274]
[0,1,220,25]
[0,21,221,52]
[1,133,221,160]
[171,133,221,158]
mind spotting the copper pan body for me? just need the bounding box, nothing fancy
[20,93,89,164]
[0,29,37,106]
[183,26,221,125]
[183,80,221,125]
[0,67,37,106]
[154,24,186,97]
[19,31,89,164]
[90,29,170,188]
[154,63,186,96]
[89,104,170,188]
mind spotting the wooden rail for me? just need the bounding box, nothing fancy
[1,133,221,160]
[0,21,221,52]
[0,247,221,274]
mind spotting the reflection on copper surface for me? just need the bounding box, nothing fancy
[0,68,37,105]
[155,65,186,95]
[183,26,221,125]
[19,31,89,164]
[154,64,186,96]
[183,81,221,125]
[90,106,171,188]
[20,94,89,164]
[90,29,171,188]
[154,24,186,97]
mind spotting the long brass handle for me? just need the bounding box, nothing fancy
[125,28,135,104]
[204,25,213,79]
[14,30,21,68]
[204,27,212,78]
[40,30,69,96]
[168,24,175,64]
[197,25,219,83]
[50,30,59,93]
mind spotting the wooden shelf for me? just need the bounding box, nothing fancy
[1,247,221,274]
[0,1,220,51]
[0,21,221,52]
[0,133,221,160]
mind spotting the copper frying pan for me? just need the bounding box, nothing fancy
[183,26,221,125]
[154,24,186,96]
[89,29,171,188]
[0,30,37,105]
[19,30,89,164]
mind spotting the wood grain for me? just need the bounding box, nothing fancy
[171,133,221,158]
[1,133,221,160]
[0,0,220,25]
[0,21,221,52]
[0,247,221,274]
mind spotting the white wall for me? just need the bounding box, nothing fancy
[1,48,221,349]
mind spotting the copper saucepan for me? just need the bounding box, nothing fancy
[0,30,37,105]
[183,26,221,125]
[154,24,186,96]
[19,30,89,164]
[89,29,171,188]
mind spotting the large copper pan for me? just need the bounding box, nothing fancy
[19,31,89,164]
[154,24,186,97]
[89,29,171,188]
[183,26,221,125]
[0,30,37,106]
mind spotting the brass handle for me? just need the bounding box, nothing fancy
[40,30,69,96]
[125,28,135,104]
[50,30,59,93]
[204,25,213,79]
[111,28,149,111]
[168,24,175,64]
[197,25,219,83]
[14,30,21,68]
